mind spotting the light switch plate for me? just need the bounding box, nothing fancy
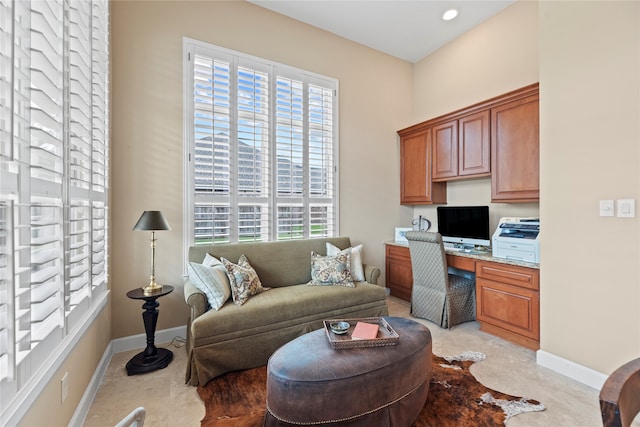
[599,200,614,217]
[617,199,635,218]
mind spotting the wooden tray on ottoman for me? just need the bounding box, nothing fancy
[323,317,399,349]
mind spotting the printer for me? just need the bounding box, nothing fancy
[492,217,540,264]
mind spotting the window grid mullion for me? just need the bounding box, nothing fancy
[228,56,239,243]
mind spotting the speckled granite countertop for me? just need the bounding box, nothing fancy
[384,240,540,270]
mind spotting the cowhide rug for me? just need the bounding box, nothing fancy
[197,352,545,427]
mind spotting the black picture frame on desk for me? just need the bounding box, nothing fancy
[125,285,174,375]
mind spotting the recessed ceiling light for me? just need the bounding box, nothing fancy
[442,9,458,21]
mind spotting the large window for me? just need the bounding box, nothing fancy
[183,38,339,249]
[0,0,109,422]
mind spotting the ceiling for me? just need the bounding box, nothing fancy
[249,0,515,63]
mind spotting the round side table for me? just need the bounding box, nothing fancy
[125,285,174,375]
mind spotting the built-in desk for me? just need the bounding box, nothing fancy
[384,241,540,350]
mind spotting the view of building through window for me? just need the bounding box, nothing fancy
[185,39,339,245]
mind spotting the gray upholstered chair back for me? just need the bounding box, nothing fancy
[405,231,448,326]
[405,231,449,291]
[405,231,476,328]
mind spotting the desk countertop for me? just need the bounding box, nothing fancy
[385,240,540,270]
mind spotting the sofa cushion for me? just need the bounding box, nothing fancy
[308,250,354,287]
[187,262,231,311]
[191,282,387,347]
[326,242,365,282]
[222,255,269,306]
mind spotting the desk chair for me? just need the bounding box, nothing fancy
[405,231,476,328]
[600,357,640,427]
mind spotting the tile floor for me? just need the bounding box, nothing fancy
[83,296,610,426]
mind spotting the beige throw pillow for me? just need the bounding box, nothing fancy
[187,262,232,311]
[326,243,365,282]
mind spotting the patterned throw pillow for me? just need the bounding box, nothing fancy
[221,254,269,306]
[326,243,365,282]
[187,262,232,311]
[308,249,355,287]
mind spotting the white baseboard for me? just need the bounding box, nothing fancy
[110,325,187,354]
[69,342,114,427]
[536,349,607,390]
[71,325,187,426]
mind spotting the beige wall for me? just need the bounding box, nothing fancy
[19,306,111,427]
[110,0,414,339]
[411,1,540,237]
[539,1,640,374]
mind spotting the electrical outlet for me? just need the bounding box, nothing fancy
[61,372,69,403]
[617,199,635,218]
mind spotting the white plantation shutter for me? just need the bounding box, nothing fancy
[236,62,270,242]
[0,0,109,420]
[308,83,336,237]
[185,39,338,248]
[26,0,66,371]
[0,201,12,382]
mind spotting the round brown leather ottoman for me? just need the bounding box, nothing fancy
[264,316,432,426]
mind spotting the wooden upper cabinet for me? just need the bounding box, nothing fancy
[459,110,491,178]
[399,129,447,205]
[433,111,491,182]
[491,92,539,202]
[399,83,538,204]
[432,120,458,180]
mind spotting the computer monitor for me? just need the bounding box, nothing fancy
[437,206,490,248]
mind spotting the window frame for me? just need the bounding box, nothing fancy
[182,37,340,263]
[0,0,110,423]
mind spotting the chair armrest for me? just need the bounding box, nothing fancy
[600,357,640,427]
[363,264,380,285]
[184,277,207,322]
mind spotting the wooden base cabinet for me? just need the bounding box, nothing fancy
[385,245,413,301]
[384,245,541,350]
[475,261,540,350]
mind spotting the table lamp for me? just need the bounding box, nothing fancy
[133,210,171,294]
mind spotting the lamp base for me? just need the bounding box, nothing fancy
[126,348,173,375]
[142,283,163,295]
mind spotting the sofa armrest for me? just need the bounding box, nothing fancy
[363,264,380,285]
[184,277,208,322]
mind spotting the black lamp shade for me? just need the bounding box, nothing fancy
[132,211,171,231]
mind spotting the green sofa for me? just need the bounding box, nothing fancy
[183,236,389,386]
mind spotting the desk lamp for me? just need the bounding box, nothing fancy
[133,210,171,294]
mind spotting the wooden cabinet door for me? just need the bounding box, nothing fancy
[400,130,446,204]
[476,278,540,343]
[385,245,413,301]
[459,110,490,177]
[475,260,540,349]
[432,120,458,180]
[491,94,539,202]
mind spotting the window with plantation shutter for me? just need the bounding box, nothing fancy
[184,38,338,251]
[0,0,109,422]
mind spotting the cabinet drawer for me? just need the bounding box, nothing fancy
[476,278,540,341]
[386,244,410,261]
[476,261,539,290]
[446,255,475,272]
